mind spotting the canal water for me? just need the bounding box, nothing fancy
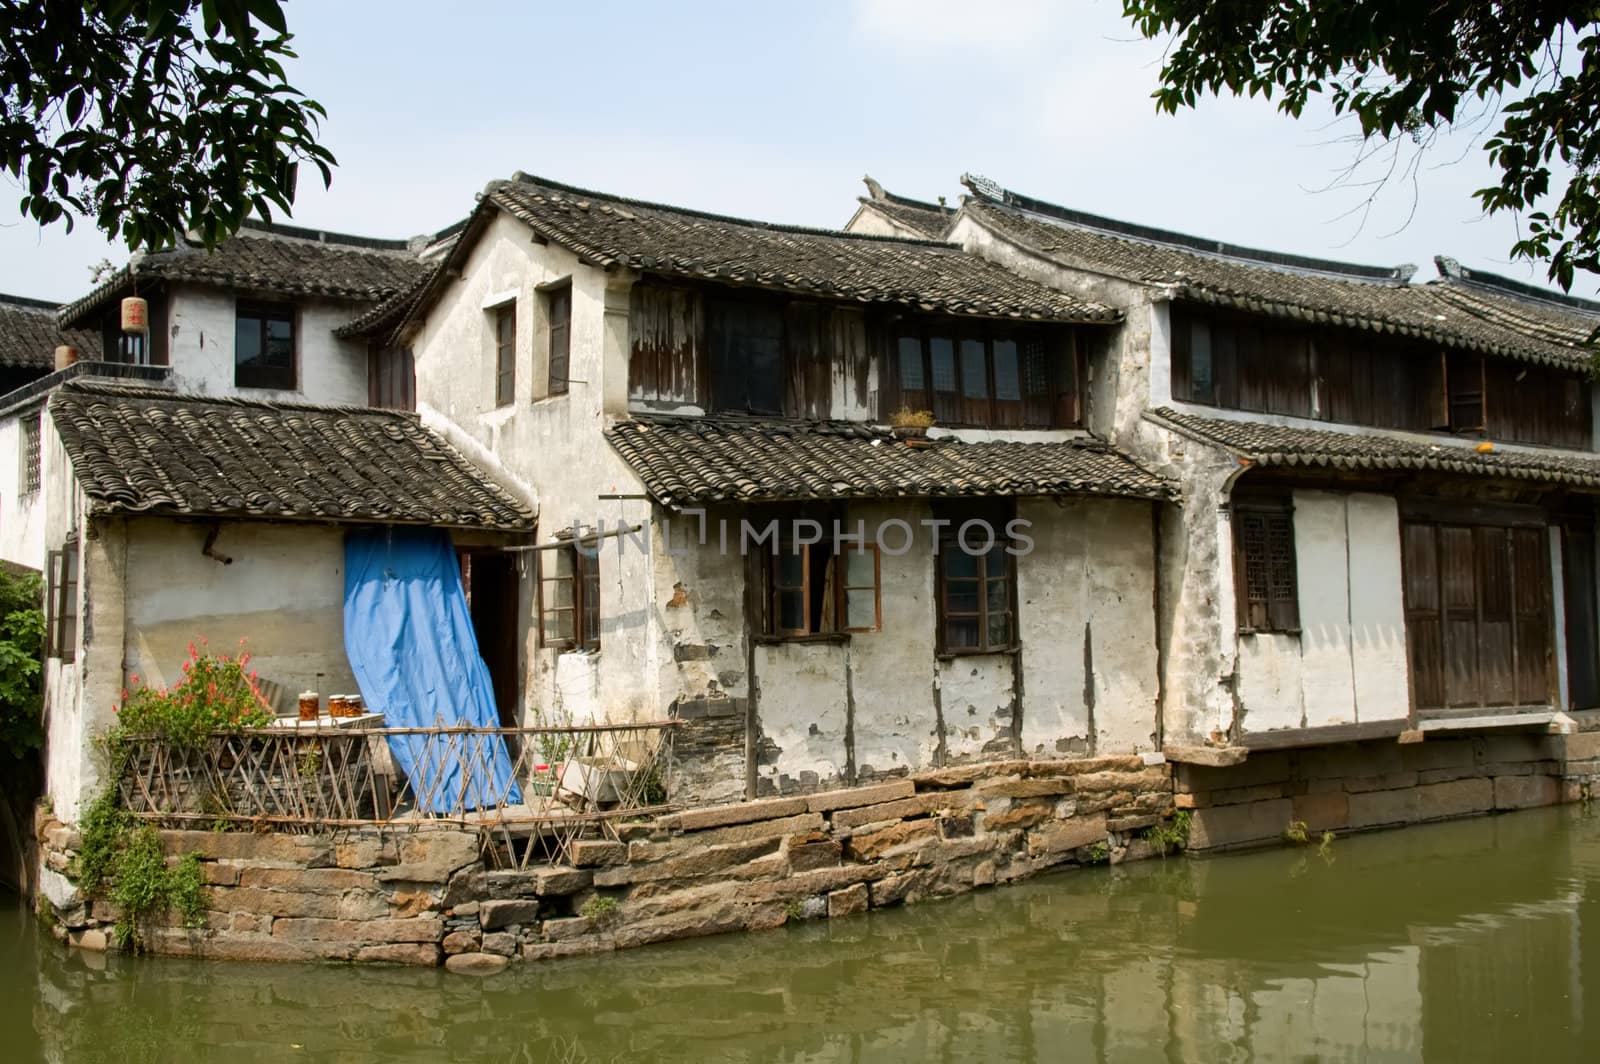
[6,805,1600,1063]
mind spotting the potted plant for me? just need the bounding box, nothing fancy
[888,406,935,442]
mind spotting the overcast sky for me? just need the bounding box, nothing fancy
[0,0,1580,303]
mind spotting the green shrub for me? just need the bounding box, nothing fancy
[1142,809,1193,857]
[110,639,274,750]
[0,568,44,763]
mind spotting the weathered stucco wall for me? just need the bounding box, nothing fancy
[162,284,369,405]
[413,212,655,729]
[0,402,47,569]
[119,518,359,705]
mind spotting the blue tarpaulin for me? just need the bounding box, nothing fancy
[343,527,520,813]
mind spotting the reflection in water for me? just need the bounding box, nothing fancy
[6,806,1600,1062]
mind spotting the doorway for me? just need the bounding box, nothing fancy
[459,548,521,728]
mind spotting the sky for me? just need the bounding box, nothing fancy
[0,0,1581,303]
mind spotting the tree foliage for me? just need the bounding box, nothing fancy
[1121,2,1600,291]
[0,567,44,761]
[0,0,334,251]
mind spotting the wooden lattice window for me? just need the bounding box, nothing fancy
[21,413,41,495]
[538,540,599,651]
[1233,495,1299,633]
[545,283,571,396]
[494,302,516,407]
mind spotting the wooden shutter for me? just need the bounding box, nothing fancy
[1563,521,1600,709]
[1233,497,1299,633]
[547,286,571,396]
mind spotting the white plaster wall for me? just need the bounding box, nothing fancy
[413,212,653,727]
[1233,490,1411,735]
[843,500,942,777]
[752,641,850,791]
[0,404,46,569]
[938,654,1014,762]
[119,519,358,703]
[162,284,369,404]
[1294,491,1357,728]
[842,203,939,240]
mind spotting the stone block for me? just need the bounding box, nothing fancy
[1291,792,1349,833]
[1022,755,1146,777]
[1481,734,1556,765]
[480,899,540,930]
[445,952,510,975]
[666,796,809,832]
[481,932,517,957]
[377,832,480,884]
[1416,777,1493,820]
[1494,774,1560,810]
[827,883,870,919]
[806,780,916,813]
[869,870,930,908]
[1027,813,1107,856]
[207,887,343,920]
[1400,738,1480,773]
[913,760,1029,789]
[1107,814,1160,833]
[39,866,81,911]
[1562,731,1600,762]
[442,930,480,955]
[652,813,824,852]
[786,838,842,873]
[844,819,940,862]
[523,940,612,961]
[355,943,440,967]
[974,776,1075,799]
[534,868,593,896]
[938,813,976,838]
[238,867,375,892]
[973,860,996,887]
[69,928,108,952]
[334,835,392,869]
[1346,789,1419,830]
[160,831,334,868]
[569,841,626,867]
[145,930,323,964]
[270,916,443,944]
[832,794,945,829]
[1187,798,1294,850]
[201,863,240,887]
[340,892,393,921]
[980,801,1053,831]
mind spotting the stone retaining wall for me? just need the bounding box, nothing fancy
[34,753,1174,967]
[1180,731,1597,851]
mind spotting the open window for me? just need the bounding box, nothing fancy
[707,297,784,414]
[369,345,415,410]
[235,301,296,390]
[751,531,881,640]
[538,539,600,652]
[46,541,79,663]
[935,505,1019,654]
[545,283,572,396]
[493,302,516,407]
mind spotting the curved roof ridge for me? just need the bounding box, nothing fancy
[962,174,1413,284]
[501,171,957,250]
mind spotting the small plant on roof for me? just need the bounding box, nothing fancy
[109,638,274,752]
[888,406,936,429]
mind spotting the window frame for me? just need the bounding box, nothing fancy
[493,301,517,407]
[892,321,1080,429]
[544,282,572,397]
[46,540,79,663]
[234,300,297,390]
[753,537,883,642]
[1232,493,1301,634]
[20,412,41,496]
[537,539,600,652]
[934,510,1020,656]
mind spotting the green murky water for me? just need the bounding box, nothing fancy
[7,805,1600,1062]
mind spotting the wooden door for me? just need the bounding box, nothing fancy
[1401,517,1554,715]
[1563,521,1600,709]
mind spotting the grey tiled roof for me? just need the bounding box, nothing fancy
[963,188,1594,371]
[856,193,954,240]
[1427,257,1600,355]
[0,294,101,369]
[606,414,1173,506]
[1148,408,1600,489]
[58,222,433,328]
[49,380,534,530]
[484,174,1118,323]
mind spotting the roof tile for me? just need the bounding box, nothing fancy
[606,414,1172,506]
[49,381,534,530]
